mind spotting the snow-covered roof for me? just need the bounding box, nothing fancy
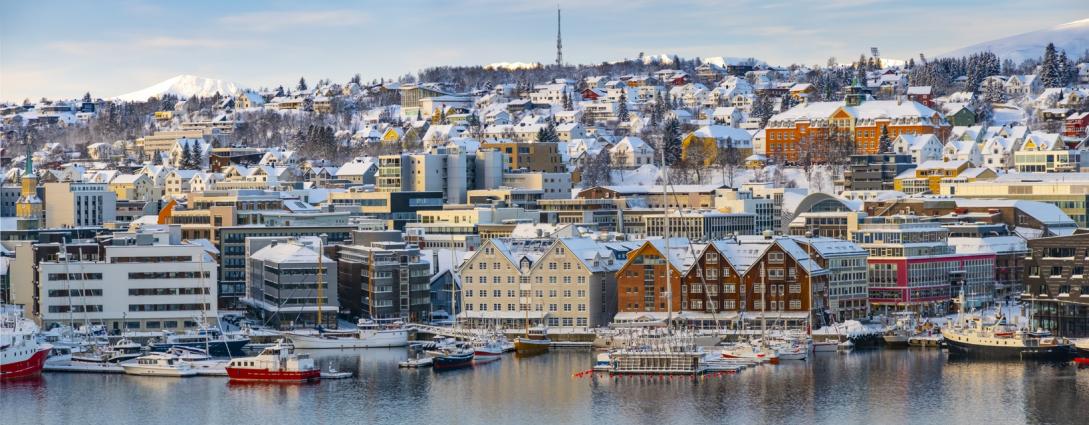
[251,240,332,265]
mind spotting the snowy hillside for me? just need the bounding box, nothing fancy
[112,74,246,101]
[941,18,1089,62]
[484,62,541,70]
[622,54,767,68]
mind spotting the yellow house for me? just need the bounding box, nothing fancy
[680,125,754,166]
[894,160,996,195]
[154,111,173,120]
[381,127,404,143]
[108,173,153,201]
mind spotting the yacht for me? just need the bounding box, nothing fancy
[225,340,320,382]
[149,326,249,357]
[121,353,197,377]
[514,327,551,356]
[1,306,52,380]
[883,312,916,347]
[432,343,475,370]
[285,319,409,349]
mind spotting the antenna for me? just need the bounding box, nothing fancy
[556,5,563,67]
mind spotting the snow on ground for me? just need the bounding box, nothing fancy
[603,164,837,194]
[991,105,1027,126]
[113,74,245,101]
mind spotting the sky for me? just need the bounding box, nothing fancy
[1,0,1085,101]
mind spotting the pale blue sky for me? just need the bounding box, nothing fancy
[1,0,1084,101]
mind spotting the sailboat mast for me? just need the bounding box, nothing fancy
[316,237,324,327]
[662,146,673,335]
[761,262,767,337]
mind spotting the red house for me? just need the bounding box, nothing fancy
[581,88,604,101]
[1064,112,1089,138]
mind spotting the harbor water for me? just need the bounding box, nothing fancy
[2,349,1087,425]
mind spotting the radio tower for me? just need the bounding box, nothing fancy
[555,6,563,67]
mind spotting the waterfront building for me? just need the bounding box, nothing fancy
[36,226,218,332]
[42,182,117,228]
[335,231,432,322]
[1023,231,1089,337]
[243,236,338,329]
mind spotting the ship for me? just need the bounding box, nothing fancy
[432,343,475,370]
[285,319,408,349]
[120,352,197,377]
[942,317,1074,360]
[149,326,249,357]
[0,306,52,380]
[514,327,551,356]
[225,340,320,382]
[882,312,916,347]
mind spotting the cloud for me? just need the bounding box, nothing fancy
[218,10,369,32]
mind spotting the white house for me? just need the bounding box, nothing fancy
[980,136,1018,170]
[892,134,943,164]
[609,136,655,168]
[942,140,983,167]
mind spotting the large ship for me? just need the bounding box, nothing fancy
[1,306,53,380]
[285,319,408,349]
[225,340,320,382]
[942,316,1074,360]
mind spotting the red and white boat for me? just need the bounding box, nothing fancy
[225,340,319,382]
[1,306,52,380]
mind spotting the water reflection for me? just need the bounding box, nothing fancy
[2,349,1087,425]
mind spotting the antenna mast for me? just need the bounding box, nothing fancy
[555,6,563,67]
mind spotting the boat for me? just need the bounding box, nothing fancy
[812,339,839,352]
[432,343,475,370]
[285,319,409,349]
[774,341,808,360]
[472,337,505,358]
[165,346,212,361]
[1,306,53,380]
[514,327,551,356]
[149,326,249,357]
[837,340,855,353]
[120,352,197,377]
[593,352,612,372]
[399,356,433,368]
[882,312,915,347]
[320,366,353,379]
[908,333,943,348]
[942,319,1074,360]
[225,340,320,382]
[605,332,707,375]
[1075,339,1089,356]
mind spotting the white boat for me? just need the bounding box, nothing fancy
[320,366,353,379]
[285,319,409,349]
[165,346,212,361]
[120,353,197,377]
[812,340,839,352]
[837,340,855,353]
[774,342,808,360]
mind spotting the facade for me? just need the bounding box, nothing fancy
[43,182,117,228]
[642,211,756,240]
[853,216,995,314]
[790,236,869,321]
[845,153,915,191]
[216,225,353,308]
[1022,231,1089,337]
[37,230,218,332]
[336,231,432,321]
[479,141,565,172]
[244,237,338,329]
[457,237,627,329]
[940,174,1089,228]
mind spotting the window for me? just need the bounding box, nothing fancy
[768,252,784,263]
[790,299,801,309]
[563,303,572,312]
[724,284,736,293]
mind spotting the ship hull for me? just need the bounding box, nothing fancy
[433,353,475,370]
[1,347,51,380]
[285,330,408,349]
[945,338,1074,360]
[226,367,320,382]
[150,339,249,357]
[514,338,550,356]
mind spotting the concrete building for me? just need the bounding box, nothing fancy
[37,227,218,332]
[1023,231,1089,337]
[244,236,338,329]
[336,231,432,321]
[43,182,117,228]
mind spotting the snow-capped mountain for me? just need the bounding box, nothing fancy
[941,18,1089,62]
[113,74,246,101]
[484,62,541,70]
[628,53,767,68]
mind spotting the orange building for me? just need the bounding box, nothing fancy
[764,85,949,163]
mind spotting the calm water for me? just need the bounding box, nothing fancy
[2,349,1087,425]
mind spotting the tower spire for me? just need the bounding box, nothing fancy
[23,132,33,175]
[555,5,562,67]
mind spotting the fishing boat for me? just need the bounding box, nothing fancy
[472,336,505,358]
[320,366,353,379]
[225,340,320,382]
[882,312,915,347]
[514,327,551,356]
[774,341,808,360]
[432,343,475,370]
[1,306,53,380]
[285,319,409,349]
[149,326,250,357]
[120,352,197,377]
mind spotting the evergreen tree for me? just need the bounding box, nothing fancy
[878,126,892,154]
[350,73,362,85]
[189,141,202,169]
[751,94,775,127]
[82,92,92,103]
[1057,50,1072,86]
[617,90,630,122]
[660,118,683,165]
[536,121,560,144]
[297,77,309,92]
[1039,43,1061,88]
[180,142,192,168]
[562,91,573,111]
[779,94,795,112]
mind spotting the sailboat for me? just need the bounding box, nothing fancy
[285,238,408,349]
